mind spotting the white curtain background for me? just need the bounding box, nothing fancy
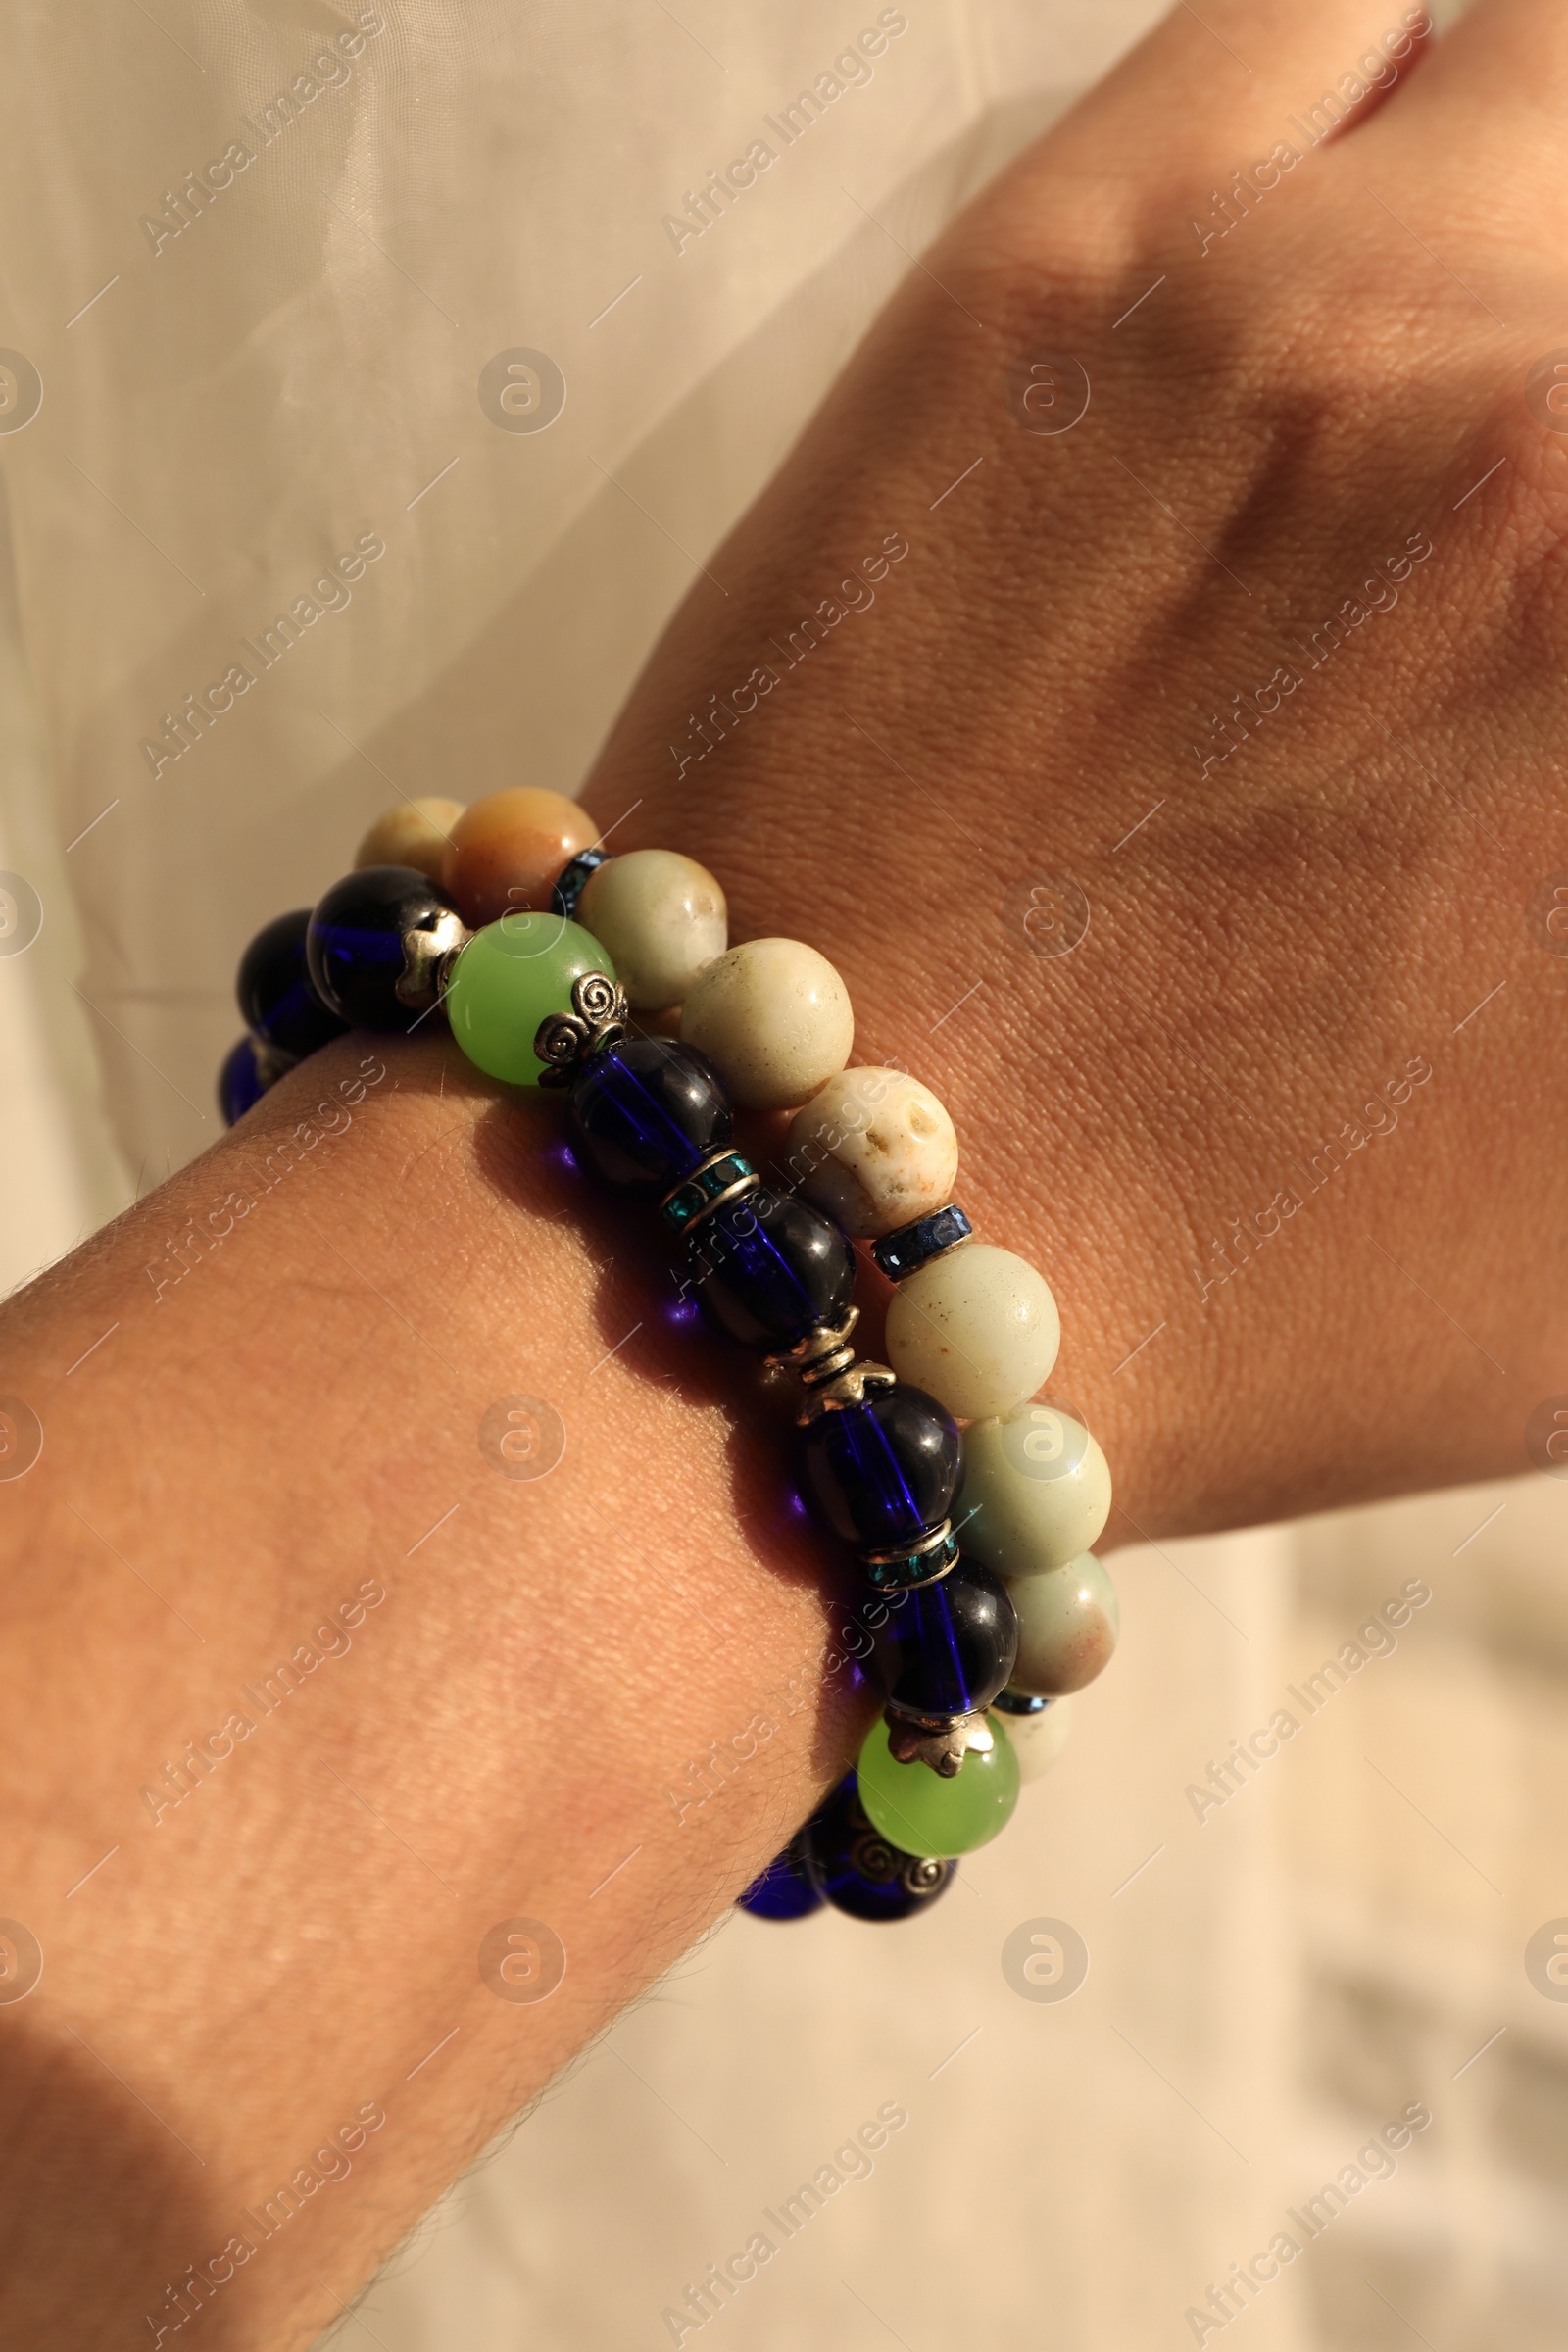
[2,4,1562,2348]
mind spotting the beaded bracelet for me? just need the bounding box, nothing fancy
[220,787,1118,1926]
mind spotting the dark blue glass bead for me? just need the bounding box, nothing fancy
[567,1036,732,1193]
[804,1774,956,1923]
[306,864,461,1032]
[874,1559,1018,1719]
[737,1835,825,1922]
[551,847,611,921]
[871,1202,973,1283]
[795,1383,962,1551]
[236,908,349,1061]
[687,1186,855,1354]
[219,1036,269,1125]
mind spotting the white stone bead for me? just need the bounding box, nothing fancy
[576,848,726,1010]
[678,937,854,1110]
[997,1696,1076,1785]
[785,1067,958,1238]
[1005,1554,1120,1696]
[884,1243,1059,1420]
[354,796,466,881]
[956,1403,1112,1577]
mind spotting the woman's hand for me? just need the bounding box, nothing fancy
[586,0,1568,1545]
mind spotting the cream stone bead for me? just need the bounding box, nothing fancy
[956,1403,1112,1578]
[1005,1555,1120,1696]
[354,797,465,881]
[576,848,726,1010]
[884,1242,1059,1420]
[678,937,854,1110]
[785,1067,957,1238]
[996,1696,1076,1785]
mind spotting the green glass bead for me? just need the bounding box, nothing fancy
[444,914,615,1085]
[856,1714,1020,1859]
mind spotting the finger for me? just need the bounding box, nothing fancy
[1371,0,1568,131]
[1029,1,1436,198]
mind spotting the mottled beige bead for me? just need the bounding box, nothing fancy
[785,1067,958,1238]
[1005,1554,1120,1696]
[678,937,854,1110]
[576,849,726,1010]
[885,1242,1060,1420]
[997,1696,1076,1785]
[957,1405,1113,1578]
[354,797,466,881]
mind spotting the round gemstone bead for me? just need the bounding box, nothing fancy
[785,1067,958,1239]
[678,937,854,1110]
[236,908,349,1061]
[354,797,465,881]
[874,1559,1018,1720]
[794,1383,961,1551]
[803,1774,956,1922]
[856,1715,1019,1859]
[445,914,615,1086]
[956,1403,1113,1577]
[885,1241,1060,1420]
[441,788,599,928]
[993,1693,1076,1784]
[736,1836,825,1921]
[219,1037,269,1125]
[686,1186,855,1354]
[577,848,727,1010]
[1005,1552,1120,1696]
[306,865,465,1033]
[568,1036,732,1192]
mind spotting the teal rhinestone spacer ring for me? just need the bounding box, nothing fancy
[659,1146,760,1236]
[858,1523,960,1593]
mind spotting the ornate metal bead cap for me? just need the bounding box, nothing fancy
[533,970,629,1087]
[858,1521,959,1593]
[764,1306,903,1424]
[763,1304,860,1387]
[396,907,471,1015]
[660,1146,760,1235]
[795,1357,897,1425]
[884,1704,995,1778]
[842,1792,954,1900]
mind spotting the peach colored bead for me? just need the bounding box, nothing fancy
[441,788,600,928]
[354,797,466,882]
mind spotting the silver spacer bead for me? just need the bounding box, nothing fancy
[762,1305,859,1388]
[794,1358,897,1426]
[884,1705,996,1778]
[396,907,471,1016]
[533,970,630,1088]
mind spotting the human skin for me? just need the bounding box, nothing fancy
[2,2,1566,2343]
